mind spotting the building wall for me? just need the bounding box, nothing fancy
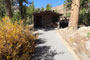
[42,15,52,27]
[34,15,60,28]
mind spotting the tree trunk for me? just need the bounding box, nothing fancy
[18,0,24,19]
[5,0,13,18]
[68,0,80,30]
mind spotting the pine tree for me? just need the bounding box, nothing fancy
[64,0,90,26]
[18,0,28,19]
[68,0,80,30]
[5,0,13,18]
[27,0,35,24]
[46,4,51,11]
[0,0,6,19]
[41,7,44,11]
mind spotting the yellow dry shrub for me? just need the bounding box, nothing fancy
[0,17,35,60]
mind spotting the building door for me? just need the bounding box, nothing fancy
[36,16,42,28]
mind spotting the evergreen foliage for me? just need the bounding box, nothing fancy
[27,0,35,24]
[41,7,45,11]
[64,0,90,26]
[0,0,6,19]
[46,4,52,11]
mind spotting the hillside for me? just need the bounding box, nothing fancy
[52,5,71,17]
[52,5,65,14]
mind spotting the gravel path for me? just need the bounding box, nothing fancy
[31,29,76,60]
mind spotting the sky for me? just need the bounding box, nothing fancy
[28,0,65,8]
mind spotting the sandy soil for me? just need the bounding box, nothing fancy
[57,26,90,60]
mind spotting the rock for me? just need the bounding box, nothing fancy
[73,43,77,46]
[78,26,90,36]
[85,40,90,51]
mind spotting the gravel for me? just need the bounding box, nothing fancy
[31,29,76,60]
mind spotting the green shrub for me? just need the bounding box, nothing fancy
[87,32,90,38]
[11,12,21,22]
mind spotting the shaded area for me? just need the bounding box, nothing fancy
[35,38,46,45]
[59,19,68,28]
[31,46,57,60]
[31,38,57,60]
[38,33,43,35]
[43,28,55,31]
[35,28,55,31]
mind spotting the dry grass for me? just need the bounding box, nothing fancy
[58,27,90,60]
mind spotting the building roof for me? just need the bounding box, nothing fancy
[33,10,63,16]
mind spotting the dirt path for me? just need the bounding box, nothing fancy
[31,29,76,60]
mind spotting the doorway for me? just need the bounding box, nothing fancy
[35,16,42,28]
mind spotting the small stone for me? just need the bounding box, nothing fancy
[85,40,90,51]
[73,43,77,46]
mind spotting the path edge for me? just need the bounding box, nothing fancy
[56,30,81,60]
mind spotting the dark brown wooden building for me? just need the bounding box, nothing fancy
[33,11,62,28]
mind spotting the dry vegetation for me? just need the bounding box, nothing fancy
[0,17,36,60]
[58,27,90,60]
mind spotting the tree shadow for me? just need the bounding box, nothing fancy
[31,46,57,60]
[43,28,55,31]
[31,38,57,60]
[35,28,55,31]
[35,38,46,45]
[39,33,43,35]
